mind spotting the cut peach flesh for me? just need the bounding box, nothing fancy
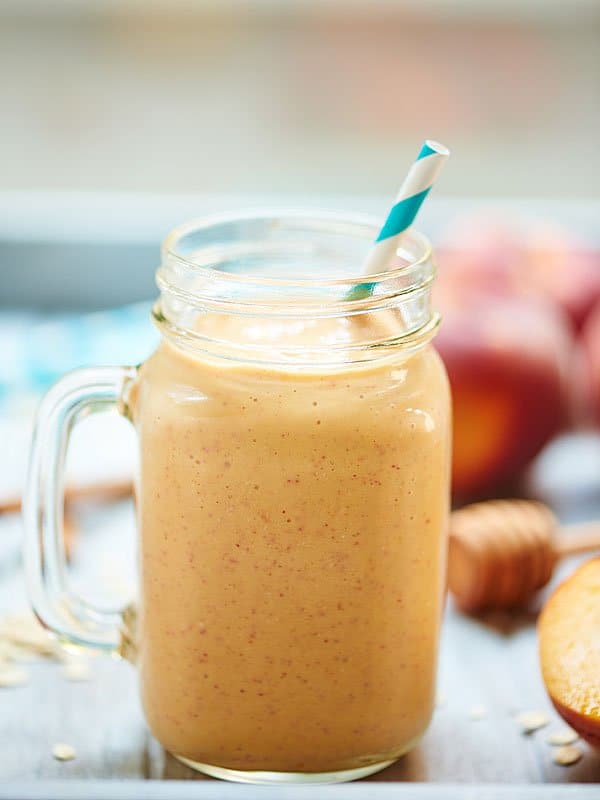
[452,384,515,495]
[539,557,600,748]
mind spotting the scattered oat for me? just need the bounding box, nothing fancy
[469,704,488,720]
[61,659,91,682]
[5,645,37,663]
[0,640,17,661]
[0,665,29,688]
[0,613,58,657]
[52,743,76,761]
[516,711,549,734]
[552,745,583,766]
[546,727,579,746]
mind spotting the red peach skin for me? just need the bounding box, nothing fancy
[579,300,600,425]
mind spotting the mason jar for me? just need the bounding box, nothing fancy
[24,210,451,784]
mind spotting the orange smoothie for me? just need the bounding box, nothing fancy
[132,313,450,774]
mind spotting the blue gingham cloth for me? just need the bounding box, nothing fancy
[0,302,157,411]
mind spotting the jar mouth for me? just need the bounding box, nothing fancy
[161,208,433,289]
[156,209,438,365]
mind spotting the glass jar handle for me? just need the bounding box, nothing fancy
[23,366,137,652]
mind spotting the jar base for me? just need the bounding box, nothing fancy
[174,755,397,784]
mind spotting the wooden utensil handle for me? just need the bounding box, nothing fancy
[555,522,600,557]
[0,479,132,515]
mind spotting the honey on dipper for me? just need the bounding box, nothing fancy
[448,499,600,612]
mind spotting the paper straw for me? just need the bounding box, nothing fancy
[348,140,449,300]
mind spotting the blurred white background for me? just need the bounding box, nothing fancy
[1,0,599,197]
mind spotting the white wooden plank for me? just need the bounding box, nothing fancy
[1,779,600,800]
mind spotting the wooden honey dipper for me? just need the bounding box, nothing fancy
[448,499,600,612]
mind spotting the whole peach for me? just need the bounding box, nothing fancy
[436,213,600,331]
[435,297,573,501]
[522,223,600,331]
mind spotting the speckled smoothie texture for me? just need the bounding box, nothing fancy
[132,319,450,773]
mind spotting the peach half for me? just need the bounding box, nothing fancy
[538,557,600,748]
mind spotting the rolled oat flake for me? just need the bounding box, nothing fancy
[552,745,583,766]
[546,727,578,746]
[0,665,29,688]
[52,743,76,761]
[516,711,549,734]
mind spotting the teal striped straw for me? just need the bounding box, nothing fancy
[347,139,450,300]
